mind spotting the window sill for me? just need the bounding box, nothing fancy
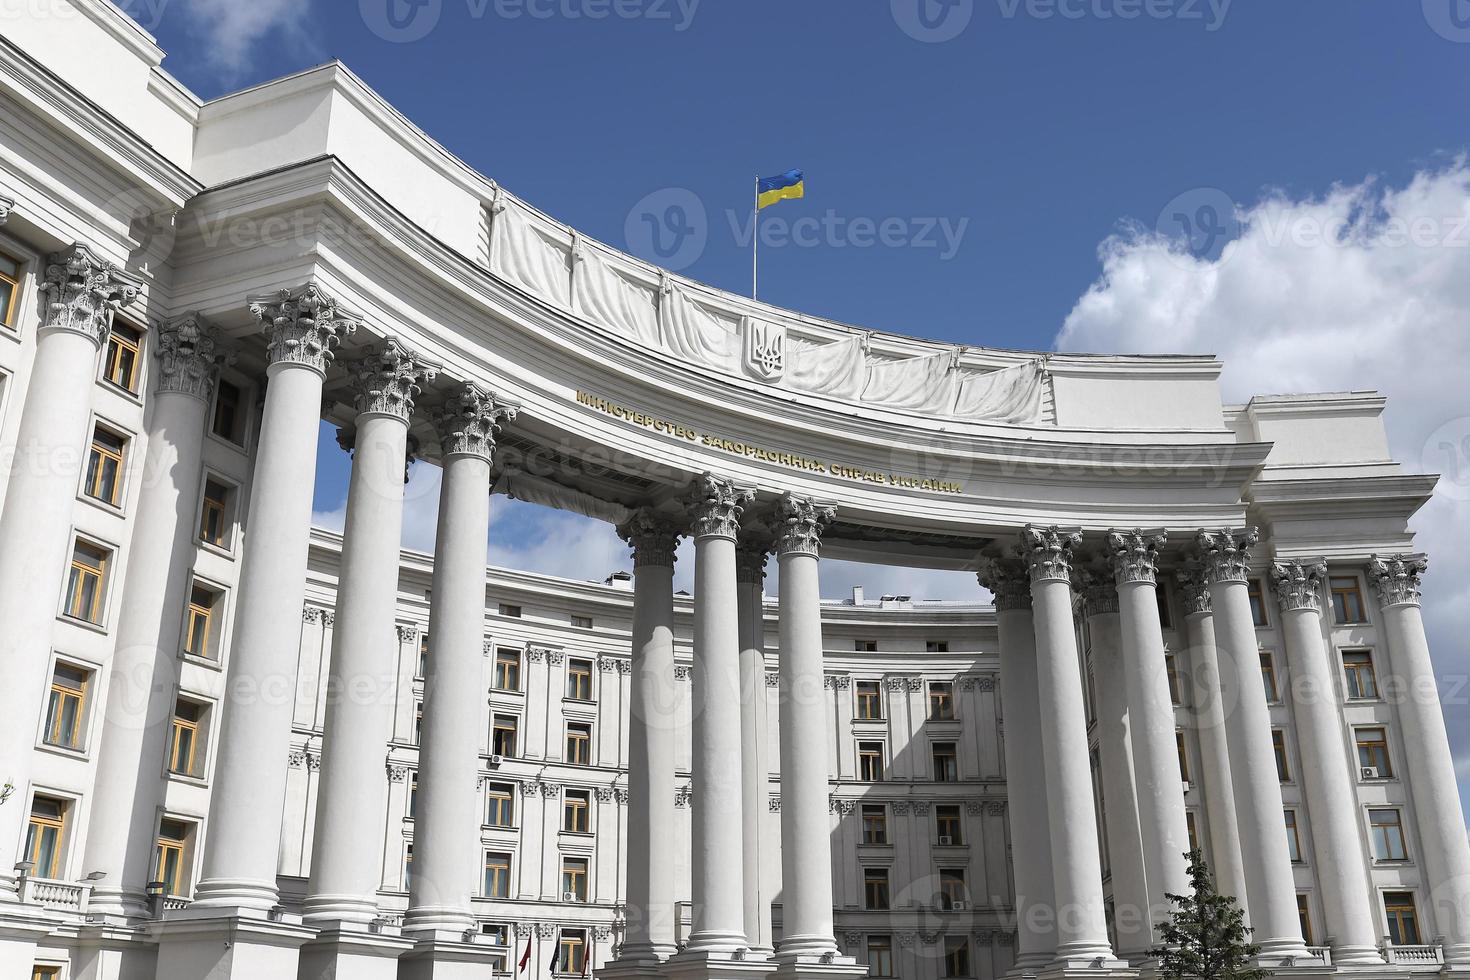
[181,653,223,672]
[35,740,89,762]
[57,614,111,637]
[196,539,238,562]
[100,378,144,405]
[78,492,128,518]
[167,771,210,788]
[205,432,250,456]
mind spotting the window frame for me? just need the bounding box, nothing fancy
[209,378,247,446]
[1342,649,1379,701]
[198,476,237,552]
[928,681,955,720]
[559,928,587,973]
[1285,809,1303,863]
[565,722,592,766]
[866,934,895,977]
[1330,575,1368,625]
[63,537,112,626]
[857,741,886,782]
[938,867,968,909]
[931,741,958,782]
[860,804,888,845]
[23,794,69,880]
[1356,727,1394,779]
[154,817,193,898]
[943,936,971,979]
[855,681,883,720]
[1384,891,1421,945]
[483,851,512,899]
[566,658,594,701]
[935,803,963,845]
[492,714,519,757]
[1369,807,1408,863]
[493,647,522,691]
[1272,729,1291,782]
[183,580,225,661]
[103,321,144,394]
[1298,893,1315,946]
[83,423,128,508]
[42,660,92,752]
[1247,577,1269,627]
[561,855,589,902]
[563,789,591,834]
[168,697,208,779]
[486,782,515,828]
[863,866,890,910]
[0,247,22,330]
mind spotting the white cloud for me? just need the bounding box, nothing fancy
[155,0,317,80]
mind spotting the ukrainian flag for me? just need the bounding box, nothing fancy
[758,169,805,210]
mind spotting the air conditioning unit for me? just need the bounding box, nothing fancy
[563,891,580,903]
[488,755,503,767]
[950,900,970,911]
[1361,766,1381,780]
[938,835,954,846]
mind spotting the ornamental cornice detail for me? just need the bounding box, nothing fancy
[768,795,781,812]
[823,675,851,690]
[685,473,753,541]
[545,651,565,666]
[1270,558,1328,613]
[765,671,780,688]
[595,787,615,803]
[675,664,692,680]
[1019,525,1083,584]
[432,382,515,461]
[1368,553,1428,608]
[675,785,693,808]
[387,765,409,783]
[396,624,419,642]
[1107,528,1167,586]
[155,313,234,401]
[829,797,856,815]
[1195,527,1260,584]
[1176,562,1212,616]
[249,283,359,372]
[735,542,770,584]
[345,337,437,421]
[769,492,836,557]
[976,556,1031,611]
[618,509,682,569]
[526,648,545,663]
[40,244,143,347]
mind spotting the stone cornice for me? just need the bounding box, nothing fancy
[1196,528,1259,584]
[344,337,438,421]
[769,493,835,558]
[976,556,1031,612]
[40,244,143,346]
[155,313,234,401]
[617,509,682,569]
[432,382,514,461]
[250,283,359,373]
[1269,558,1327,613]
[1019,525,1082,584]
[686,474,753,542]
[1107,528,1167,586]
[1368,553,1427,608]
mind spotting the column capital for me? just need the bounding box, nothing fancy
[0,196,13,225]
[1019,525,1082,584]
[40,244,143,346]
[685,473,753,541]
[1176,562,1212,615]
[976,556,1031,611]
[249,283,360,372]
[344,337,437,421]
[1367,553,1428,608]
[736,541,770,584]
[1107,528,1167,585]
[155,313,235,401]
[1269,558,1328,613]
[431,382,515,461]
[1195,527,1260,584]
[617,509,682,568]
[769,492,835,557]
[1077,566,1119,617]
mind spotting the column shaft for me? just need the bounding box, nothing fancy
[738,547,774,952]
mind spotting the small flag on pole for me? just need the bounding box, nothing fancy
[757,169,805,210]
[548,930,561,976]
[518,935,532,974]
[583,931,593,977]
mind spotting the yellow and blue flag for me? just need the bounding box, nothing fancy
[758,169,805,210]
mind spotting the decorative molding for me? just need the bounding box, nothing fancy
[976,556,1031,611]
[288,750,307,769]
[966,801,983,815]
[0,195,11,225]
[433,381,515,461]
[768,795,781,812]
[905,677,923,692]
[1195,527,1260,584]
[911,800,931,814]
[344,337,437,421]
[1270,558,1328,613]
[595,787,615,803]
[546,651,565,666]
[1019,525,1083,584]
[155,313,233,401]
[976,676,996,693]
[526,647,548,663]
[39,244,143,347]
[594,926,614,942]
[823,675,851,690]
[598,656,623,673]
[765,671,780,688]
[1107,528,1167,586]
[675,784,693,809]
[843,931,863,948]
[987,800,1007,816]
[249,283,359,372]
[303,604,327,624]
[304,753,321,772]
[675,664,692,680]
[892,801,911,815]
[685,473,753,541]
[536,922,558,939]
[618,509,682,568]
[735,541,770,584]
[1368,553,1428,608]
[769,492,836,557]
[1176,562,1212,616]
[614,788,629,805]
[538,782,562,798]
[1078,567,1118,617]
[323,610,335,627]
[396,624,419,642]
[387,765,409,783]
[829,798,856,815]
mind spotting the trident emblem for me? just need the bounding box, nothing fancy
[744,318,786,382]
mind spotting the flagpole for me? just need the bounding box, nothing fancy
[752,174,760,300]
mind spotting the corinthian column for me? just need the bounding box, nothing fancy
[1107,530,1190,936]
[83,316,230,919]
[0,246,140,898]
[1368,555,1470,966]
[606,510,683,973]
[1019,527,1124,969]
[737,541,775,955]
[1175,565,1249,913]
[1269,559,1381,964]
[976,558,1056,972]
[1195,529,1306,962]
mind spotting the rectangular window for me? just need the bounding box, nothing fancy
[33,966,61,980]
[154,819,190,897]
[936,804,962,845]
[858,742,885,782]
[856,681,883,720]
[1156,581,1173,629]
[1273,730,1290,782]
[43,664,89,750]
[866,934,894,977]
[559,929,586,973]
[1370,808,1408,862]
[104,323,142,392]
[567,658,593,701]
[486,782,514,827]
[169,700,205,777]
[561,856,588,901]
[414,703,423,745]
[564,789,590,833]
[85,426,126,506]
[184,583,221,660]
[863,867,890,910]
[23,796,67,879]
[199,479,232,547]
[855,639,878,652]
[1186,810,1200,852]
[483,852,511,898]
[1248,577,1269,627]
[0,251,19,328]
[482,923,510,946]
[1298,894,1314,946]
[1166,654,1181,705]
[939,868,967,909]
[932,742,958,782]
[211,380,244,444]
[1357,728,1393,778]
[928,681,954,720]
[408,773,417,819]
[498,603,521,618]
[416,632,429,678]
[861,804,888,844]
[1385,892,1421,945]
[494,648,521,691]
[565,722,592,766]
[1285,809,1302,863]
[944,936,971,979]
[492,715,518,757]
[1260,652,1280,703]
[64,541,109,624]
[1331,576,1367,625]
[571,614,593,629]
[404,844,413,890]
[1343,650,1379,700]
[926,640,949,653]
[1177,731,1190,782]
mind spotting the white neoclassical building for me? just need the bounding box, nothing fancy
[0,3,1464,980]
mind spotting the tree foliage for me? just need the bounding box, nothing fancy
[1151,850,1271,980]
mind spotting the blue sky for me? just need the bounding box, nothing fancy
[127,1,1470,808]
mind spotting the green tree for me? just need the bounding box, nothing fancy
[1151,850,1271,980]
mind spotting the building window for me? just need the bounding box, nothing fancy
[199,479,233,547]
[559,929,587,972]
[482,923,510,946]
[1156,581,1173,629]
[1298,894,1314,946]
[566,658,593,701]
[1370,808,1407,862]
[1356,728,1393,778]
[1285,810,1302,863]
[486,782,514,827]
[856,681,882,720]
[936,804,962,845]
[571,614,593,629]
[932,742,958,782]
[184,583,222,660]
[928,681,954,720]
[64,541,110,624]
[566,722,592,765]
[413,703,423,745]
[43,663,90,750]
[939,868,967,909]
[1331,576,1367,625]
[104,323,143,392]
[498,603,521,618]
[863,867,890,910]
[855,639,877,652]
[211,380,245,444]
[564,789,590,833]
[561,856,588,901]
[492,715,518,757]
[1177,731,1190,782]
[866,935,895,977]
[169,699,206,777]
[1186,810,1200,852]
[1247,578,1268,627]
[861,804,888,844]
[1384,892,1421,945]
[1272,730,1290,782]
[858,742,885,782]
[1260,652,1279,703]
[408,773,417,819]
[926,640,949,653]
[1342,650,1378,700]
[943,936,971,978]
[416,632,429,678]
[154,819,191,897]
[494,648,521,691]
[0,251,19,328]
[483,852,511,898]
[1166,654,1181,705]
[404,844,413,890]
[33,966,61,980]
[84,426,127,506]
[23,796,68,879]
